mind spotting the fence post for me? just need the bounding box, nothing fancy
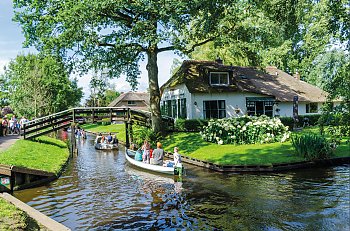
[125,121,130,148]
[23,124,26,140]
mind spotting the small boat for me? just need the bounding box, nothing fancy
[125,148,184,175]
[95,143,119,150]
[94,136,118,150]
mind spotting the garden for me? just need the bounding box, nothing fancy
[84,112,349,166]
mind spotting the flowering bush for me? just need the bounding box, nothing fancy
[200,115,291,145]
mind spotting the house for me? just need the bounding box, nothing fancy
[160,60,331,119]
[108,91,150,111]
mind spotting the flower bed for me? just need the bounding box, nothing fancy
[200,115,290,145]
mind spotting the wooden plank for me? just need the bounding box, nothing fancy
[0,164,12,176]
[11,166,54,177]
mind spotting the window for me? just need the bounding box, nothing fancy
[306,103,318,113]
[246,98,275,116]
[128,101,136,105]
[203,100,226,119]
[210,72,229,86]
[161,98,187,119]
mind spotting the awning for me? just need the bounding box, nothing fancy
[246,97,275,102]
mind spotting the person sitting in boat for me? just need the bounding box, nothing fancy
[95,133,103,143]
[112,135,118,145]
[151,142,164,166]
[101,135,106,144]
[107,132,113,144]
[134,149,143,161]
[81,129,87,139]
[173,147,182,167]
[141,140,150,164]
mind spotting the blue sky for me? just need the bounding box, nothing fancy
[0,0,182,100]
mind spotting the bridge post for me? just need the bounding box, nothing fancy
[72,109,76,124]
[129,122,133,144]
[92,109,95,123]
[70,124,77,156]
[110,108,113,123]
[125,121,130,148]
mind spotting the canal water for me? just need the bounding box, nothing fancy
[14,133,350,230]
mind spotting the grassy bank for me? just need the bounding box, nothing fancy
[0,197,44,230]
[162,128,350,165]
[0,136,69,175]
[81,123,125,142]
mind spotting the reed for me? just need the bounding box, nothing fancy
[291,134,334,160]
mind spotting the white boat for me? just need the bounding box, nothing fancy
[94,136,118,150]
[95,143,119,150]
[125,148,183,175]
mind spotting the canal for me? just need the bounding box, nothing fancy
[14,133,350,230]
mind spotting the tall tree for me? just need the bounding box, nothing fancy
[1,54,83,118]
[13,0,271,132]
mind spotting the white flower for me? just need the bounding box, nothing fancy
[218,140,223,145]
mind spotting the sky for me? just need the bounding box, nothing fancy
[0,0,183,101]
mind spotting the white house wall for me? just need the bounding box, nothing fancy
[162,86,325,119]
[191,92,271,119]
[161,84,192,119]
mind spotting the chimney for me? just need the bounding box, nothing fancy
[293,72,300,80]
[215,57,223,64]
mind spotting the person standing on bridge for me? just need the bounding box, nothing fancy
[2,117,8,136]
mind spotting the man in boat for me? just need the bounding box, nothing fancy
[151,142,164,165]
[107,132,113,144]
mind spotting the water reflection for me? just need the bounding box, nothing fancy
[14,132,350,230]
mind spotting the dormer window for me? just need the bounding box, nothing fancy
[210,72,229,86]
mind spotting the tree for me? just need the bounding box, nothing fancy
[1,54,83,118]
[190,0,349,81]
[14,0,274,132]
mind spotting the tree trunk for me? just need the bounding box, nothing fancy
[146,47,162,133]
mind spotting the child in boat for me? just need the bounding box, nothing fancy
[141,140,150,163]
[173,147,182,167]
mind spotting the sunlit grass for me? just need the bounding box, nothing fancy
[81,123,126,141]
[0,136,69,175]
[162,126,350,165]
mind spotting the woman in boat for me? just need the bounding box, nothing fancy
[107,132,113,143]
[151,142,164,166]
[141,140,151,164]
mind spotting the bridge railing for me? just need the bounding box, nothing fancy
[21,107,175,140]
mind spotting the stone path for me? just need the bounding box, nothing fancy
[0,135,20,152]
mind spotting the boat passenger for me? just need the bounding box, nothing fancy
[151,142,164,166]
[173,147,182,167]
[101,135,106,144]
[112,135,118,144]
[134,149,143,161]
[141,140,150,164]
[107,132,113,143]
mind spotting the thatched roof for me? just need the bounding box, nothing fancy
[161,60,328,102]
[108,92,150,107]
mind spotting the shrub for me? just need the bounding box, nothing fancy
[279,117,294,129]
[291,134,334,160]
[175,118,186,131]
[133,127,162,148]
[200,115,290,145]
[183,119,208,131]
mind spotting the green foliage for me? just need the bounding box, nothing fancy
[201,115,290,145]
[175,119,208,132]
[280,115,321,129]
[291,134,334,160]
[133,127,162,148]
[1,54,83,118]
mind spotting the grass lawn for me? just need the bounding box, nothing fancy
[0,136,69,175]
[81,123,126,141]
[0,197,43,230]
[162,127,350,165]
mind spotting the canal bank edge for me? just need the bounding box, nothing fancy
[165,153,350,172]
[0,193,70,231]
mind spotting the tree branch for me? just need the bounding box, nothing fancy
[97,41,146,52]
[158,46,175,53]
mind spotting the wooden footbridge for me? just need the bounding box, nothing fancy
[21,107,174,147]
